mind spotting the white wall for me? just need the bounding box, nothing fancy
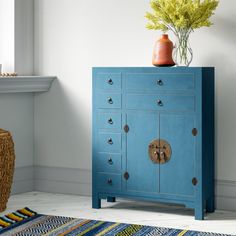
[0,0,34,74]
[0,0,14,72]
[14,0,34,75]
[33,0,236,208]
[0,0,35,194]
[34,0,154,167]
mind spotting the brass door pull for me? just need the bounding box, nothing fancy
[148,139,171,164]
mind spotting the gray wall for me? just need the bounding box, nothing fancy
[0,0,14,72]
[33,0,236,210]
[0,94,34,194]
[0,0,34,193]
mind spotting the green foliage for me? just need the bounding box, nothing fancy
[145,0,219,34]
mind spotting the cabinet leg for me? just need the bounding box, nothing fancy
[92,195,101,209]
[107,197,116,203]
[194,205,204,220]
[206,197,215,213]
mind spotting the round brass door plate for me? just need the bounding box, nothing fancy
[148,139,172,164]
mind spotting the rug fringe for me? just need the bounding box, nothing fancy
[0,207,37,230]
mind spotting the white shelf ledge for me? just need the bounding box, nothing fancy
[0,76,56,93]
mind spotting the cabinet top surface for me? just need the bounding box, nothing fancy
[92,67,214,72]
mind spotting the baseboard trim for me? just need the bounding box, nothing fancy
[12,166,236,211]
[11,166,34,194]
[34,166,91,196]
[215,179,236,211]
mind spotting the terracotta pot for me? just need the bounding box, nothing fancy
[152,34,175,67]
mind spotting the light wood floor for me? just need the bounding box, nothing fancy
[1,192,236,235]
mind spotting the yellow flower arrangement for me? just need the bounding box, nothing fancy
[145,0,219,66]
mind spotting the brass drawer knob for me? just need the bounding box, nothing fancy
[157,80,163,86]
[108,158,113,164]
[107,179,112,185]
[107,97,113,104]
[108,118,113,124]
[107,138,113,145]
[107,78,113,85]
[157,100,163,106]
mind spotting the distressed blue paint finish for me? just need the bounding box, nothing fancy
[95,72,121,90]
[97,173,122,191]
[92,67,215,220]
[159,114,195,196]
[98,112,121,130]
[98,132,122,152]
[126,112,159,193]
[125,94,195,111]
[95,153,122,173]
[95,93,122,109]
[124,73,195,91]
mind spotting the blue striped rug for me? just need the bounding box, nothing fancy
[0,208,230,235]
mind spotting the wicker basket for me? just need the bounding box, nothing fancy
[0,129,15,212]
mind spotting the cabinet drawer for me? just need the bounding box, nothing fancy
[126,94,195,111]
[95,153,121,173]
[95,73,121,90]
[98,113,121,130]
[95,93,121,109]
[97,173,121,190]
[98,133,121,152]
[124,73,195,91]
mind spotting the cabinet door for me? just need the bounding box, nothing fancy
[159,114,195,196]
[126,112,159,193]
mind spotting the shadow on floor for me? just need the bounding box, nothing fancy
[102,199,236,221]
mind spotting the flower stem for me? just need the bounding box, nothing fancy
[174,29,193,66]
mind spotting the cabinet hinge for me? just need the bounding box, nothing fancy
[192,128,198,136]
[124,124,129,133]
[192,177,198,186]
[124,172,129,180]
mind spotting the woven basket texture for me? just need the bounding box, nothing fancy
[0,129,15,212]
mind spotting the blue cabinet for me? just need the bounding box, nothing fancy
[92,67,215,220]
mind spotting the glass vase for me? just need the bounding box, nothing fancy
[173,31,193,67]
